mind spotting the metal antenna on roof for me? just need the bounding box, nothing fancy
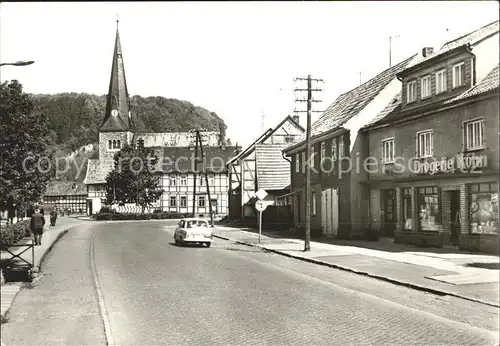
[389,35,400,67]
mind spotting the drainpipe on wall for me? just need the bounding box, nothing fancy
[466,44,477,85]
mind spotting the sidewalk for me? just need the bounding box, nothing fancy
[212,226,500,308]
[1,215,84,319]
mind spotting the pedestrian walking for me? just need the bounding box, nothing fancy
[49,208,58,226]
[30,207,45,246]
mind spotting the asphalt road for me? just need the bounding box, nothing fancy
[1,221,499,345]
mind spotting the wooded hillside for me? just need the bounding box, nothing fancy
[31,93,227,151]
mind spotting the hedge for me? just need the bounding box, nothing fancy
[0,219,31,249]
[92,212,191,221]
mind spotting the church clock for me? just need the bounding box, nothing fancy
[111,109,118,116]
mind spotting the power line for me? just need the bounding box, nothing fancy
[293,75,323,252]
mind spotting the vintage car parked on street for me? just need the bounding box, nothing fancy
[174,218,213,247]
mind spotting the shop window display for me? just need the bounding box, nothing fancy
[418,187,443,231]
[469,183,498,234]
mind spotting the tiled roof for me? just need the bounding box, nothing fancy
[100,25,133,132]
[364,64,499,129]
[363,92,402,128]
[44,181,87,196]
[289,55,416,147]
[84,146,237,185]
[255,144,290,191]
[446,64,499,103]
[84,159,114,185]
[134,132,220,147]
[228,115,302,165]
[404,21,499,71]
[153,146,237,173]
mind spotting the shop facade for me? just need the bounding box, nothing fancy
[363,72,499,253]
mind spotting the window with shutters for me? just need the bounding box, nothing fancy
[416,130,433,158]
[382,138,395,163]
[295,154,300,173]
[463,118,484,151]
[339,136,345,158]
[407,80,417,103]
[452,62,464,88]
[435,69,447,94]
[421,75,431,99]
[320,142,325,163]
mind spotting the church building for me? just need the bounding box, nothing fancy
[84,21,236,217]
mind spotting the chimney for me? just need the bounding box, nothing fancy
[422,47,434,58]
[292,115,300,125]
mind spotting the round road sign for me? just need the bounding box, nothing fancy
[255,200,267,212]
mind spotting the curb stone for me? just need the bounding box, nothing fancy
[213,234,500,309]
[37,229,69,273]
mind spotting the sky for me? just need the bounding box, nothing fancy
[1,1,498,148]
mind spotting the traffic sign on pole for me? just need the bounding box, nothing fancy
[255,200,267,243]
[255,189,268,201]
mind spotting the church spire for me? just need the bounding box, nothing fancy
[100,17,133,132]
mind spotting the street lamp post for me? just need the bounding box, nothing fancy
[0,60,35,67]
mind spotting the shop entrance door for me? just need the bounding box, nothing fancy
[383,189,396,237]
[450,190,461,245]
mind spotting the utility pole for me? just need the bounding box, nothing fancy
[191,129,215,226]
[191,130,199,218]
[197,130,215,227]
[293,75,323,252]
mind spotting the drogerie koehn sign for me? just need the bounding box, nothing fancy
[413,153,487,175]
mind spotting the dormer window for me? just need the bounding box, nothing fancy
[452,62,464,88]
[421,75,431,99]
[435,69,447,94]
[407,81,417,103]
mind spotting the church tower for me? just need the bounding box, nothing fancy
[98,18,134,161]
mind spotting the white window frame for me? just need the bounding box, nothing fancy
[320,142,325,163]
[180,196,187,207]
[420,75,431,99]
[435,69,447,94]
[452,62,464,89]
[416,129,434,158]
[180,175,187,186]
[198,195,206,207]
[382,137,395,164]
[407,80,417,103]
[339,136,345,158]
[463,118,485,151]
[170,195,177,207]
[169,174,177,186]
[295,154,300,173]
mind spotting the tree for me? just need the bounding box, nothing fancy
[105,139,163,213]
[0,80,54,213]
